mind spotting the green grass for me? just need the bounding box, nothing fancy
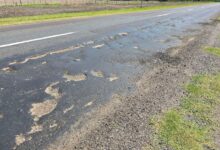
[0,3,210,26]
[205,47,220,57]
[153,73,220,150]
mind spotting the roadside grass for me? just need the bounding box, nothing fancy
[0,3,211,26]
[205,47,220,56]
[153,73,220,150]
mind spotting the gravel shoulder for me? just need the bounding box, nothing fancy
[46,13,220,150]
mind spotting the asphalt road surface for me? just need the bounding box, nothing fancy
[0,4,220,150]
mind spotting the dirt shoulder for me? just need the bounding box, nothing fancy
[45,17,220,149]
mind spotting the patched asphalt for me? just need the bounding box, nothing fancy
[0,4,220,149]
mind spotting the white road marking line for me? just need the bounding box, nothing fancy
[0,32,76,48]
[156,13,171,17]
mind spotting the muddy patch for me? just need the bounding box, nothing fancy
[63,72,87,82]
[90,70,104,78]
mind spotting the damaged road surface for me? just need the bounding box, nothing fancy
[0,4,220,150]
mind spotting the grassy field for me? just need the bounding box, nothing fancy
[0,2,210,26]
[153,47,220,150]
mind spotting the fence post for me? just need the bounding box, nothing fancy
[4,0,7,6]
[19,0,22,5]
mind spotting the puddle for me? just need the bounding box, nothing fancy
[27,123,43,134]
[90,70,104,78]
[63,72,87,82]
[63,105,74,114]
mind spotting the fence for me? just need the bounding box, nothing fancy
[0,0,151,6]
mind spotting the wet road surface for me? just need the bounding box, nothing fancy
[0,4,220,149]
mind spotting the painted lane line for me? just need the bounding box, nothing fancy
[156,13,171,17]
[0,32,76,48]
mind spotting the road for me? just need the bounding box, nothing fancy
[0,4,220,150]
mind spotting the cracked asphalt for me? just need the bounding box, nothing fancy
[0,3,220,150]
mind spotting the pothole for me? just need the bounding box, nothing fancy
[91,70,104,78]
[14,134,31,148]
[63,72,87,82]
[84,101,94,107]
[92,44,104,49]
[29,82,61,121]
[118,32,128,36]
[108,74,119,82]
[30,99,58,122]
[4,45,83,70]
[27,123,43,134]
[73,58,81,62]
[50,121,58,129]
[0,113,3,119]
[63,105,74,114]
[1,66,16,72]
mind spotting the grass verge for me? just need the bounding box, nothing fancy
[205,47,220,56]
[153,73,220,150]
[0,3,211,26]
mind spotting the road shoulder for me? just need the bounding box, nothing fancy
[46,13,220,150]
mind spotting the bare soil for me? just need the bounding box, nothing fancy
[46,15,220,149]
